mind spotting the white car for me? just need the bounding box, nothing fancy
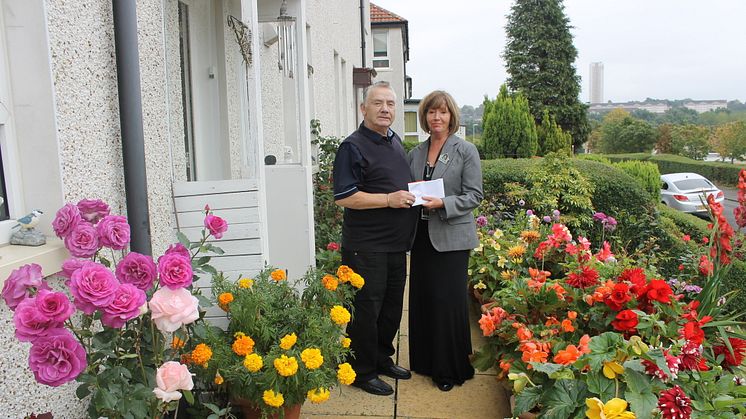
[660,173,724,213]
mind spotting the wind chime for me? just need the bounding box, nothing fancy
[277,0,296,78]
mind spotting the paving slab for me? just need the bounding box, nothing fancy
[300,376,396,417]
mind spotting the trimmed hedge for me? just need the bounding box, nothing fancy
[602,153,745,186]
[656,204,710,239]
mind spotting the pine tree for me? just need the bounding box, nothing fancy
[538,109,572,156]
[481,94,500,159]
[504,0,589,151]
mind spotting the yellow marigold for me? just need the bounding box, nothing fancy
[244,353,263,372]
[214,371,224,385]
[337,362,356,385]
[191,343,213,368]
[171,336,186,349]
[279,333,297,350]
[336,265,353,282]
[301,348,324,370]
[232,334,255,356]
[341,337,351,348]
[263,389,284,408]
[218,292,234,311]
[270,269,286,281]
[322,274,339,291]
[348,272,365,289]
[307,387,331,404]
[520,230,541,243]
[238,278,254,289]
[273,354,299,377]
[330,305,351,325]
[507,244,526,259]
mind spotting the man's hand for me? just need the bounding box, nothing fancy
[387,190,417,208]
[336,190,415,210]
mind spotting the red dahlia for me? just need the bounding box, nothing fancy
[642,350,680,381]
[566,266,599,288]
[618,268,647,297]
[678,342,709,371]
[713,337,746,368]
[604,282,632,311]
[657,385,691,419]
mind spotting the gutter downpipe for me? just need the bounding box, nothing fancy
[112,0,152,255]
[359,0,366,66]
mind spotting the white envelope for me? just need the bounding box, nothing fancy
[407,178,445,206]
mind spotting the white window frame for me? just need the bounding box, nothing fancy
[372,28,390,69]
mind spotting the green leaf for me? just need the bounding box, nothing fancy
[195,294,212,308]
[624,371,657,419]
[183,389,195,405]
[514,385,543,415]
[211,245,225,255]
[177,231,191,247]
[76,384,91,399]
[99,257,111,268]
[587,332,623,371]
[530,362,564,376]
[586,372,615,401]
[542,380,587,419]
[471,346,498,371]
[623,369,651,394]
[196,256,211,266]
[93,388,118,411]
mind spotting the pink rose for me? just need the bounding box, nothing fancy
[60,258,95,279]
[116,252,157,290]
[153,361,194,402]
[13,297,64,342]
[52,203,82,239]
[64,222,100,258]
[2,263,49,310]
[96,215,130,250]
[164,243,191,260]
[149,287,199,332]
[29,328,87,386]
[157,253,193,289]
[35,289,75,323]
[69,263,119,315]
[204,214,228,239]
[77,199,110,224]
[101,284,147,328]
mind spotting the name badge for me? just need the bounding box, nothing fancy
[438,153,450,164]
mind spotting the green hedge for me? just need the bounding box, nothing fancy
[601,153,745,186]
[656,204,710,239]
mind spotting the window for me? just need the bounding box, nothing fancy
[372,29,389,68]
[404,111,418,134]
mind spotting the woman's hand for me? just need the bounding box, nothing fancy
[422,196,444,209]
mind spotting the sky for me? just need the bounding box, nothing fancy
[371,0,746,108]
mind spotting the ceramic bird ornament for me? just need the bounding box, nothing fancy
[14,209,44,230]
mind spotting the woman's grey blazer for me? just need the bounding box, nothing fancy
[407,135,484,252]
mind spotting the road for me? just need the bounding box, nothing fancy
[692,184,739,231]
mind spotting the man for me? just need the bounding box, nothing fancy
[333,81,417,396]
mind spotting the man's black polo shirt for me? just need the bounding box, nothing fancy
[332,123,416,252]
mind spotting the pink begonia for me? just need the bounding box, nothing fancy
[101,284,147,328]
[1,263,49,310]
[204,214,228,239]
[153,361,194,402]
[28,328,87,386]
[116,252,157,290]
[77,199,110,224]
[97,215,131,250]
[52,203,82,238]
[157,253,193,289]
[64,222,100,258]
[13,297,63,342]
[149,287,199,332]
[69,263,119,315]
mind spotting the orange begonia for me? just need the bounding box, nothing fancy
[516,327,533,341]
[554,344,581,365]
[561,319,575,333]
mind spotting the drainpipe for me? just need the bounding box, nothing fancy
[112,0,152,255]
[359,0,366,67]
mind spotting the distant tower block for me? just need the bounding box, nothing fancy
[589,62,604,104]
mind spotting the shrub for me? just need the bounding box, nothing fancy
[311,121,343,254]
[402,139,420,153]
[604,153,746,186]
[575,154,611,165]
[613,160,661,199]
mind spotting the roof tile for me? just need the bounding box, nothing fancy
[370,3,407,23]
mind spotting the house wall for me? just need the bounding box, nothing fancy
[371,24,405,136]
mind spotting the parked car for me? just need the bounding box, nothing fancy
[660,173,724,213]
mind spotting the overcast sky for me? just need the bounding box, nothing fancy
[371,0,746,108]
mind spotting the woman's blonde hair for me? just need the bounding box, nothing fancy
[418,90,461,135]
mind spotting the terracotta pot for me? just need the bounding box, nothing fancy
[232,399,301,419]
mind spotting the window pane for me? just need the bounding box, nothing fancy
[405,112,417,132]
[372,60,389,68]
[373,30,387,57]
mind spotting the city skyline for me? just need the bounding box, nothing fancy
[371,0,746,107]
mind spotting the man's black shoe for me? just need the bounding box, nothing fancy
[352,377,394,396]
[435,379,454,392]
[377,364,412,380]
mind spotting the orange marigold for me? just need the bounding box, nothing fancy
[270,269,287,281]
[322,274,339,291]
[171,336,186,349]
[218,292,234,311]
[192,343,213,367]
[336,265,353,282]
[520,230,541,243]
[232,333,255,356]
[507,245,526,259]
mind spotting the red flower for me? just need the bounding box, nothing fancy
[566,266,599,288]
[611,310,638,332]
[657,385,692,419]
[618,268,647,298]
[679,342,709,372]
[681,321,705,345]
[682,234,690,242]
[642,279,673,304]
[643,350,680,381]
[702,237,709,244]
[326,242,340,251]
[604,282,631,311]
[713,337,746,368]
[698,255,713,276]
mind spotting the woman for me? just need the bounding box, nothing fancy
[407,90,483,391]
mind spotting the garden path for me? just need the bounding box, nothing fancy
[301,263,513,419]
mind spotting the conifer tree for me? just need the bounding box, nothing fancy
[538,109,572,156]
[482,85,538,158]
[504,0,589,151]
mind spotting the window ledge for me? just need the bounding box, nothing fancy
[0,238,68,282]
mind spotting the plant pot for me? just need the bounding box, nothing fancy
[231,399,302,419]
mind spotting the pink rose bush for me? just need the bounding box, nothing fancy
[4,201,229,418]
